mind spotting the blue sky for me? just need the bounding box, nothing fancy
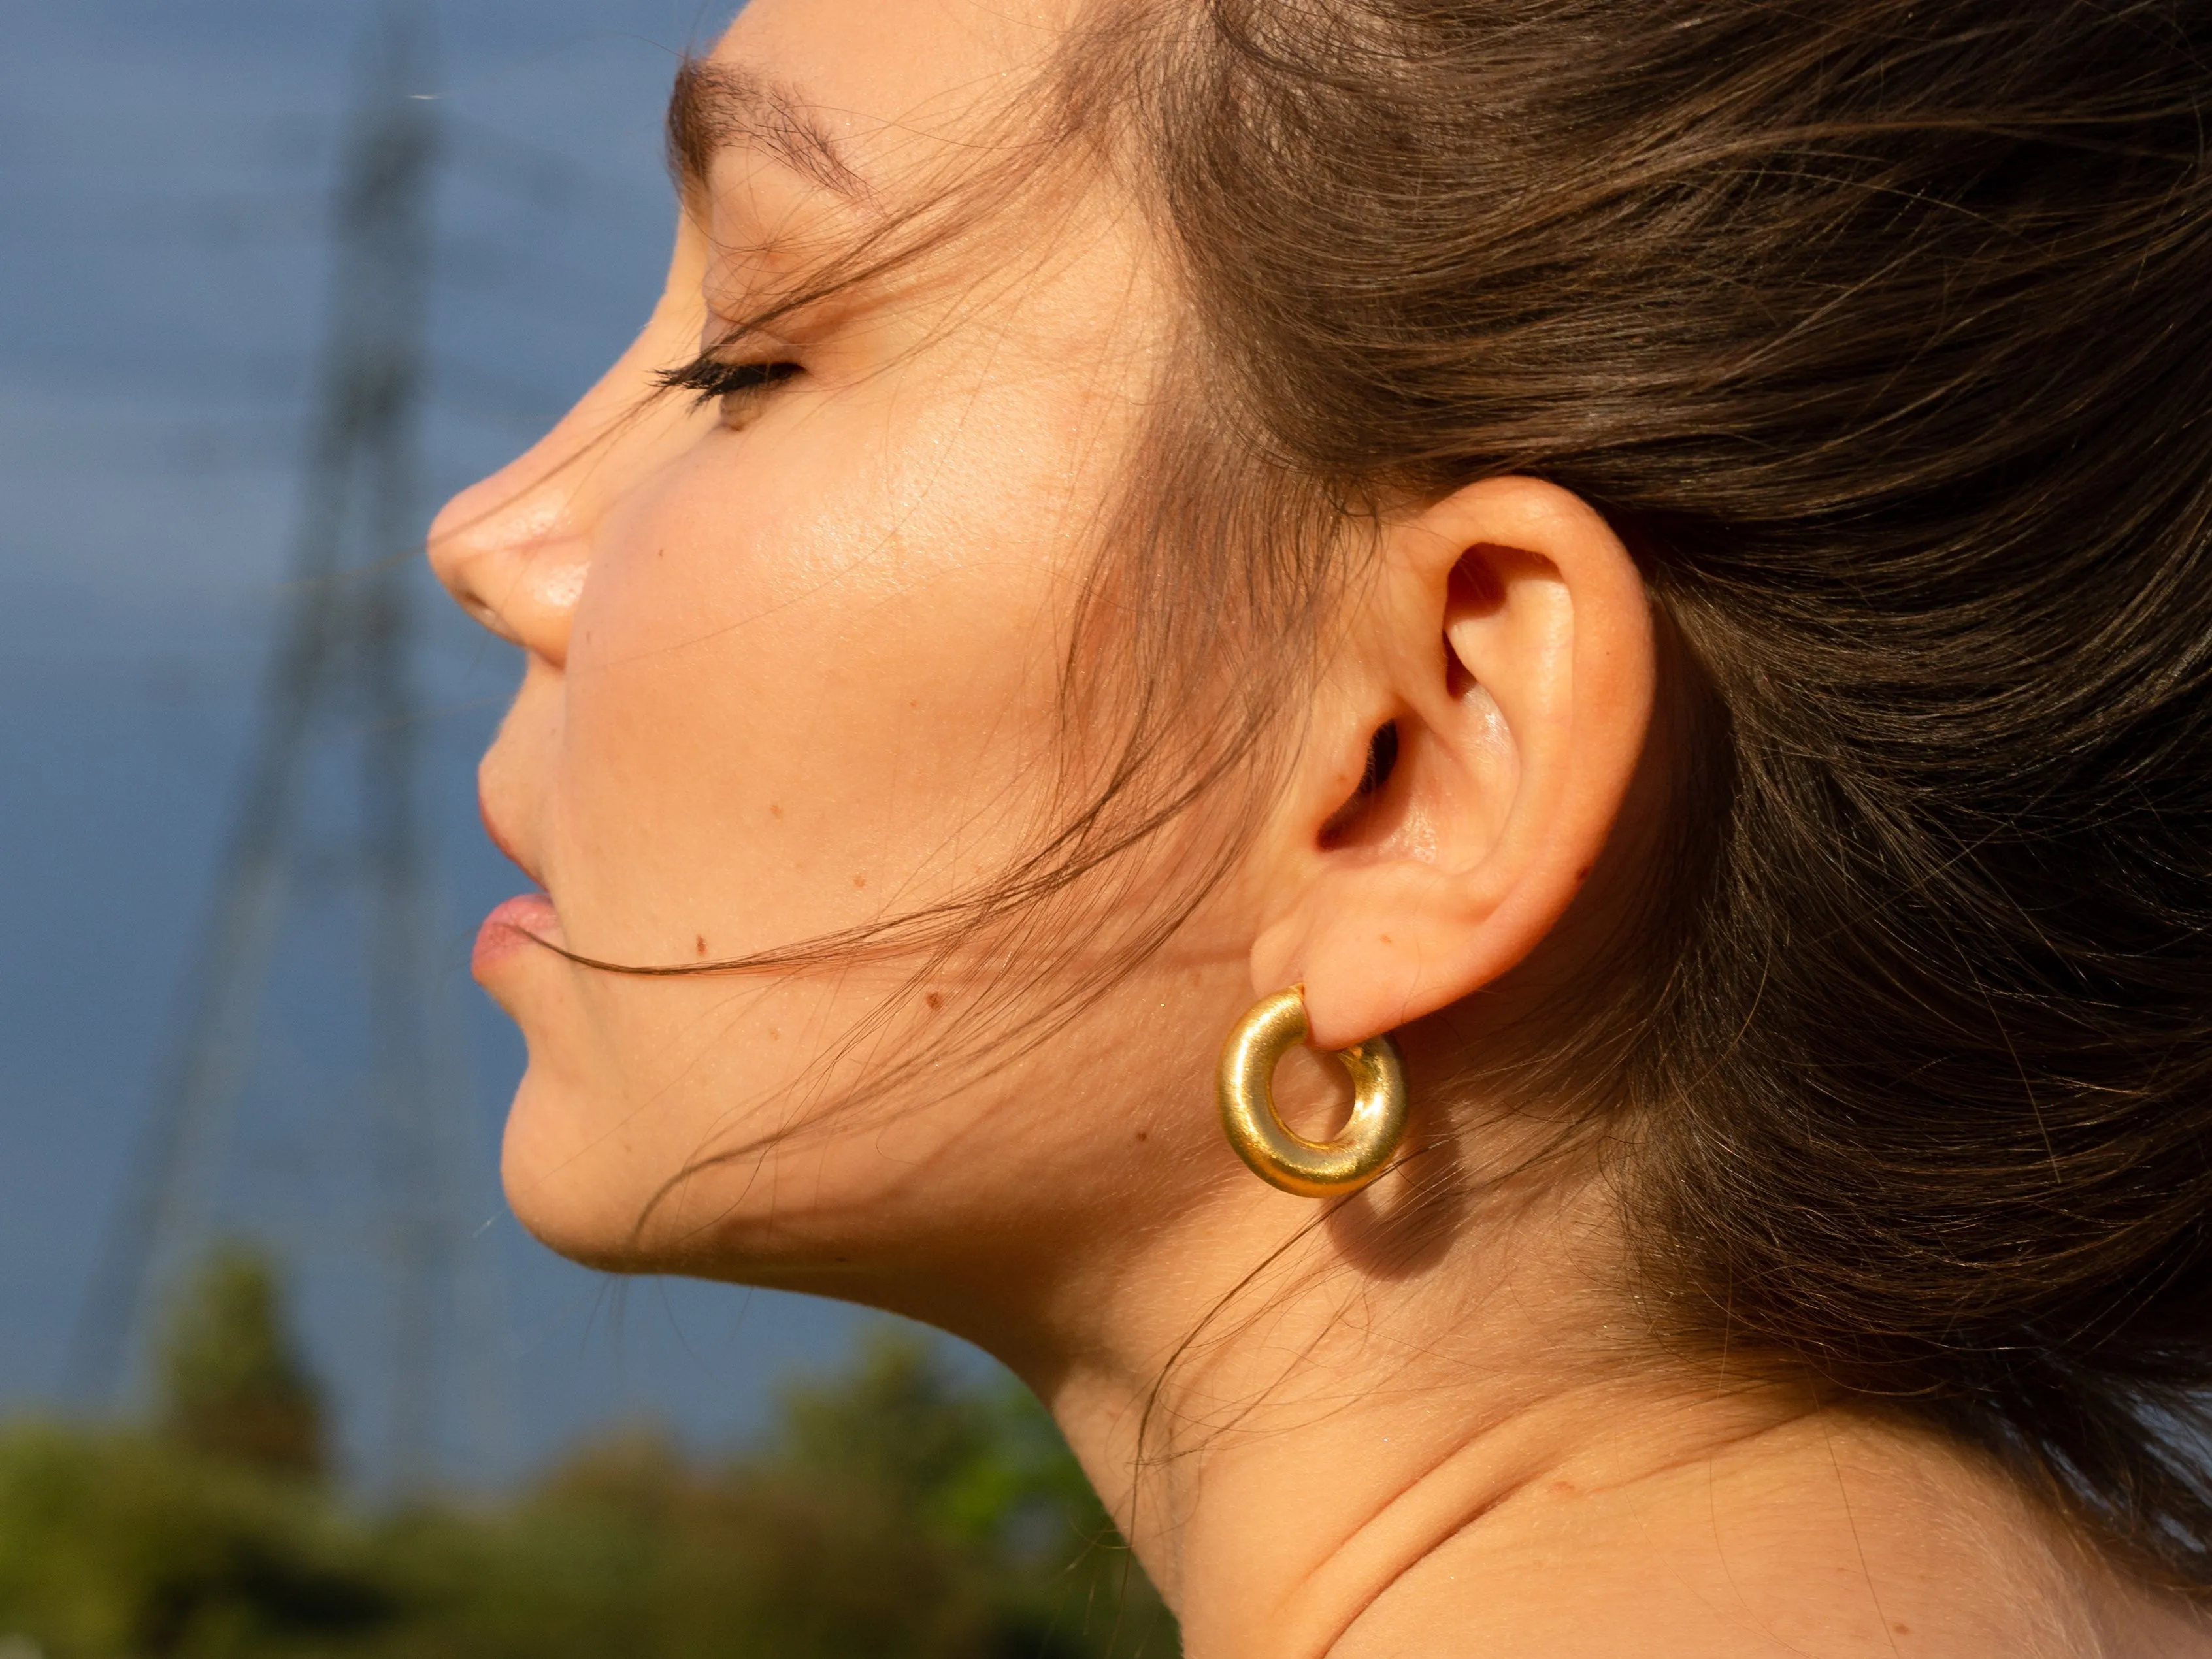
[0,0,924,1486]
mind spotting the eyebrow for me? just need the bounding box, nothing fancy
[665,58,867,202]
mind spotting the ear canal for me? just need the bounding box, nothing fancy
[1363,721,1400,791]
[1318,722,1400,849]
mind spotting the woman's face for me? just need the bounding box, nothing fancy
[430,0,1240,1310]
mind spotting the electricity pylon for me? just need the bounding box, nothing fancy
[70,1,502,1493]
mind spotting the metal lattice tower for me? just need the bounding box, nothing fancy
[70,2,501,1493]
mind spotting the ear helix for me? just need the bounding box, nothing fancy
[1216,985,1408,1196]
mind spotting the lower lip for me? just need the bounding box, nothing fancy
[473,892,562,977]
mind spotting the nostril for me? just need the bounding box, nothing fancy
[426,477,568,612]
[425,488,587,664]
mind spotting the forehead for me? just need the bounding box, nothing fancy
[710,0,1080,181]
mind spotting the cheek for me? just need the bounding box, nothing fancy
[546,387,1084,962]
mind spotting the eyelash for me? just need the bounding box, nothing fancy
[656,353,804,414]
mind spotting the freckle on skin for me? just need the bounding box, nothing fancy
[1135,1129,1148,1142]
[853,874,867,889]
[769,803,783,819]
[695,934,706,956]
[925,991,943,1011]
[769,1028,780,1041]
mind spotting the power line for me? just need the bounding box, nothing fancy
[69,0,508,1494]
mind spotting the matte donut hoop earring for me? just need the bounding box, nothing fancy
[1217,985,1408,1197]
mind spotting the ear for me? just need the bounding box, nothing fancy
[1248,476,1655,1049]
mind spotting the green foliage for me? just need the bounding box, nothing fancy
[0,1326,1176,1659]
[0,1424,389,1658]
[157,1244,325,1481]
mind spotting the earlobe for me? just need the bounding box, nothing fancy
[1250,478,1656,1050]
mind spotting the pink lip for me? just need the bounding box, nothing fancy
[473,892,563,979]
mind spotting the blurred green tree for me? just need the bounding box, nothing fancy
[0,1424,393,1657]
[156,1243,325,1480]
[381,1331,1174,1659]
[0,1311,1174,1659]
[0,1244,383,1656]
[754,1329,1169,1657]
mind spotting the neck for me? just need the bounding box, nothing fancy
[1006,1153,2203,1659]
[1029,1155,1691,1656]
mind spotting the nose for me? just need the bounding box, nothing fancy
[427,434,592,666]
[427,350,676,667]
[428,271,710,668]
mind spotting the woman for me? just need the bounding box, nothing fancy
[429,0,2212,1651]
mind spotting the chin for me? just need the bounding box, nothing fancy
[495,1066,833,1279]
[495,1069,666,1273]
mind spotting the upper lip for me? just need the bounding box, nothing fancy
[478,791,546,889]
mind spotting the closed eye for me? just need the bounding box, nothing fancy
[655,352,804,409]
[655,352,804,432]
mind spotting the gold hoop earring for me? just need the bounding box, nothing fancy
[1217,985,1408,1197]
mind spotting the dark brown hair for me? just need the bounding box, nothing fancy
[640,0,2212,1588]
[1118,0,2212,1588]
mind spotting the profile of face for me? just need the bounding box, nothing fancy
[429,0,1652,1345]
[431,0,1186,1312]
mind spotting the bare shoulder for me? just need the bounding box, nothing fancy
[1334,1413,2212,1659]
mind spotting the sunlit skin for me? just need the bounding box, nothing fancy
[428,1,2212,1654]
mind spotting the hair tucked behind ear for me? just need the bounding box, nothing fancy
[1114,0,2212,1590]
